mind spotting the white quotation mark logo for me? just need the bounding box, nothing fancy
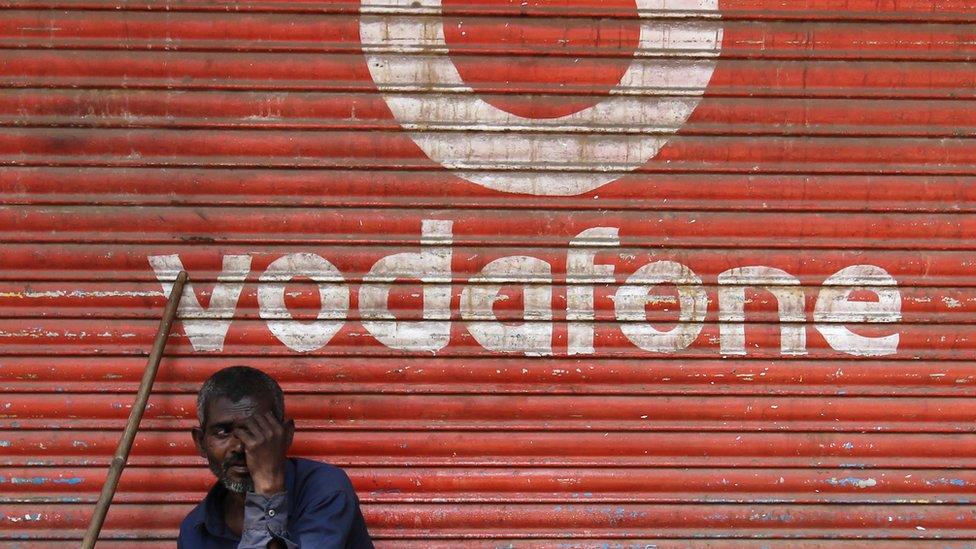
[361,0,722,196]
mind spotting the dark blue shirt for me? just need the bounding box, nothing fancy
[178,457,373,548]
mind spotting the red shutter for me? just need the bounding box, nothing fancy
[2,0,975,545]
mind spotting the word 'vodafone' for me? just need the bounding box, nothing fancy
[149,220,901,357]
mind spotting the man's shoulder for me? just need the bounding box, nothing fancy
[288,458,374,545]
[289,457,357,498]
[177,498,207,541]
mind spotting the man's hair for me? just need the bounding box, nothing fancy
[196,366,285,427]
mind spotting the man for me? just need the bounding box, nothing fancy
[178,366,374,548]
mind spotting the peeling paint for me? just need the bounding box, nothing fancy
[925,478,968,487]
[827,477,878,489]
[942,296,963,309]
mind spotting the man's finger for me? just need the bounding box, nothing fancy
[247,415,271,442]
[248,414,274,441]
[259,411,283,438]
[264,411,284,437]
[247,414,273,440]
[233,424,257,446]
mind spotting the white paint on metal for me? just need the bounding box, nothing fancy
[718,266,807,356]
[360,220,453,352]
[942,296,963,309]
[461,255,553,356]
[148,254,251,352]
[614,260,706,353]
[2,289,161,299]
[566,227,620,356]
[258,253,349,353]
[361,1,722,17]
[360,0,722,195]
[144,224,904,358]
[814,265,902,357]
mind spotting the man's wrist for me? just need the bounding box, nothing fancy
[252,471,285,495]
[253,481,285,496]
[241,491,294,548]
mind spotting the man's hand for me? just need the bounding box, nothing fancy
[234,411,289,496]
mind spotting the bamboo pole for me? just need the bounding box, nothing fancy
[81,271,188,549]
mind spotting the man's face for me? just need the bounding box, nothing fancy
[192,395,273,494]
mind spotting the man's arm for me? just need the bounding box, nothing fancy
[240,491,291,549]
[235,412,295,549]
[288,470,373,549]
[242,467,371,548]
[233,413,372,548]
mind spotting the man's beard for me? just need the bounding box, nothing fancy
[207,451,254,494]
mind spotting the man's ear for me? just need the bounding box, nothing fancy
[283,418,295,452]
[191,426,207,459]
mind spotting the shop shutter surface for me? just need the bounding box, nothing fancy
[2,0,976,546]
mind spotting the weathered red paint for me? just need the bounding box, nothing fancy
[5,501,976,539]
[5,465,976,503]
[1,0,974,544]
[3,393,976,433]
[4,430,976,468]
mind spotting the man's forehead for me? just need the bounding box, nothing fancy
[205,395,273,425]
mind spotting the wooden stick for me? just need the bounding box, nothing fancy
[81,271,188,549]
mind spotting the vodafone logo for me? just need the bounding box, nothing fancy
[360,0,722,196]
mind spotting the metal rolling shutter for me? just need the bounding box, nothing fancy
[2,0,976,546]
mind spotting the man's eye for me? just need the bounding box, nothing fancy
[213,427,230,436]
